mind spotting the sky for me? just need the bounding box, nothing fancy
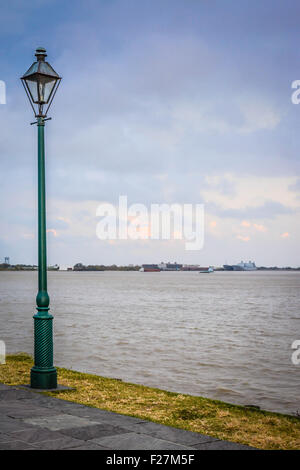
[1,0,300,267]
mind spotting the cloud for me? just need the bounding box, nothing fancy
[289,179,300,193]
[209,200,298,220]
[48,217,69,230]
[236,235,250,242]
[47,229,58,237]
[22,233,34,239]
[204,175,237,197]
[253,223,267,232]
[238,101,281,134]
[281,232,290,238]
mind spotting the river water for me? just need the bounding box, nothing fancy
[0,270,299,415]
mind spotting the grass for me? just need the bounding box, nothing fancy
[1,353,300,450]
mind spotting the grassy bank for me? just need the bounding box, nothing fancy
[1,353,299,450]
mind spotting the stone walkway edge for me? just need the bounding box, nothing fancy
[0,383,256,450]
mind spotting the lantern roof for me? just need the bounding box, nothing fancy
[21,47,61,80]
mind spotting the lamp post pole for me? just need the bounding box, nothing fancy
[21,47,61,389]
[30,116,57,389]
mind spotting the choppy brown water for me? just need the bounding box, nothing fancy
[1,270,299,415]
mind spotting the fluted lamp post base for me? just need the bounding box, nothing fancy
[30,310,57,389]
[31,367,57,389]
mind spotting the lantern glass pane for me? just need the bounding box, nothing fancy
[38,76,57,104]
[26,79,39,103]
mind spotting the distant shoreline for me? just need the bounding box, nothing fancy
[1,266,300,272]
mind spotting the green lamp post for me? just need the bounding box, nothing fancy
[21,47,61,389]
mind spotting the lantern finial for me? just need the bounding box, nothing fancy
[35,47,47,61]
